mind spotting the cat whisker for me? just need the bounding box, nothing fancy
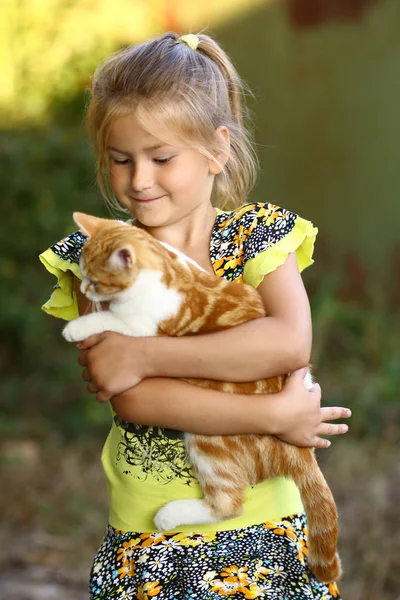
[94,301,102,313]
[84,299,103,314]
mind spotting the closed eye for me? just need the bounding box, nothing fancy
[111,158,130,165]
[154,157,173,165]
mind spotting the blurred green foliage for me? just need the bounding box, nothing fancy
[310,273,400,440]
[0,0,163,124]
[0,103,112,439]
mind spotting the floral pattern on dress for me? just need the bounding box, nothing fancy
[89,514,340,599]
[51,230,87,263]
[210,203,297,283]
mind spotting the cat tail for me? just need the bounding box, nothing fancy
[290,448,342,583]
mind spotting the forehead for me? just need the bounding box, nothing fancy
[107,112,184,151]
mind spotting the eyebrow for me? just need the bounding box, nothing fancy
[107,144,171,154]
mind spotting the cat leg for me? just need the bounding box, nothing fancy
[62,312,133,342]
[153,499,220,532]
[153,485,245,531]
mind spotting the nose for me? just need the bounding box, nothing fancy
[130,160,154,192]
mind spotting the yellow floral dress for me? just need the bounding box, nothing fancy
[40,202,341,600]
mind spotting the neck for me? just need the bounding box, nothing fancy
[141,203,217,255]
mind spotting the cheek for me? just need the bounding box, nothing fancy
[167,163,209,194]
[109,170,119,190]
[110,167,127,192]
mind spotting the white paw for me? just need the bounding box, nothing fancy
[62,320,85,343]
[154,503,182,532]
[154,499,218,531]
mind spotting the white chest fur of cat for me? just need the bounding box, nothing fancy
[63,266,184,341]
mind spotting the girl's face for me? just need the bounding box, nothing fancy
[107,113,220,229]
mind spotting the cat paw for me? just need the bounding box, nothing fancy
[154,504,182,532]
[62,321,84,343]
[154,499,217,531]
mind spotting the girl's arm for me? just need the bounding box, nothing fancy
[76,253,312,400]
[107,370,350,448]
[75,275,351,446]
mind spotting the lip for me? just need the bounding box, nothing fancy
[133,195,166,203]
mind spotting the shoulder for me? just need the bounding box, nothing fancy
[212,202,318,287]
[50,230,88,264]
[215,202,301,255]
[39,230,88,321]
[216,201,297,231]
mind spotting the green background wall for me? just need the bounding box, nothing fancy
[217,0,400,276]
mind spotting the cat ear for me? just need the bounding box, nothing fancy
[108,246,136,270]
[73,212,107,238]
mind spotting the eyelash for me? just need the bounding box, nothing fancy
[111,157,173,166]
[112,159,129,165]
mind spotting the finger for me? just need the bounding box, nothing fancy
[82,368,91,382]
[78,351,89,367]
[87,381,100,394]
[96,391,111,403]
[77,333,106,350]
[311,437,331,449]
[310,383,321,395]
[290,367,308,380]
[317,423,349,437]
[321,406,352,421]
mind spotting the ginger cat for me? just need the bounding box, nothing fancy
[62,212,341,583]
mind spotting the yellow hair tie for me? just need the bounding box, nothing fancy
[179,33,200,51]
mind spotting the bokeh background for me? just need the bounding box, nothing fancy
[1,1,399,598]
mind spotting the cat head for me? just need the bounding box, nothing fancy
[73,212,163,302]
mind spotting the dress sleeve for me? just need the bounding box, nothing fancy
[242,203,318,288]
[39,231,87,321]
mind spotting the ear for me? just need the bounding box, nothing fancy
[108,245,136,270]
[73,212,109,238]
[209,126,231,175]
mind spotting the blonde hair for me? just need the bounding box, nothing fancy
[86,32,259,211]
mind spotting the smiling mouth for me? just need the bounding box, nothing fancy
[134,195,166,203]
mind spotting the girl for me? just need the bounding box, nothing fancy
[40,32,351,599]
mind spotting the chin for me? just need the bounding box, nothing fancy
[134,208,170,228]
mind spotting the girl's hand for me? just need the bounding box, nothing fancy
[77,332,152,402]
[272,368,351,448]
